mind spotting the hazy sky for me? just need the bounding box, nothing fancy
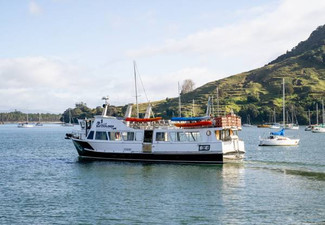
[1,0,324,113]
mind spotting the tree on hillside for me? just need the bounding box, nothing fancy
[181,79,195,94]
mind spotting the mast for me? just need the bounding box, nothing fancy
[192,99,195,117]
[178,82,181,117]
[216,86,220,116]
[316,103,319,125]
[322,99,325,126]
[308,109,311,125]
[282,78,285,128]
[134,61,139,118]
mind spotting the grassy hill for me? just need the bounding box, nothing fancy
[65,25,325,125]
[147,25,325,124]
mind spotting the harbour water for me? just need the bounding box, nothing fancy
[0,124,324,224]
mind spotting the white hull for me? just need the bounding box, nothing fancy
[312,127,325,133]
[259,137,299,146]
[68,114,245,163]
[18,123,34,128]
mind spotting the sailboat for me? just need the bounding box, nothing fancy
[312,100,325,133]
[285,106,299,130]
[35,113,43,126]
[242,115,252,127]
[62,109,74,126]
[259,78,300,146]
[270,109,280,129]
[18,113,34,128]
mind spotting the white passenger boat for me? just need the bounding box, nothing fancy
[66,97,245,164]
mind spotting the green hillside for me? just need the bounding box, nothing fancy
[149,25,325,124]
[64,25,325,125]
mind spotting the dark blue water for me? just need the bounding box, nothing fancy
[0,124,324,224]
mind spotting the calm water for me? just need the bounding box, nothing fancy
[0,124,324,224]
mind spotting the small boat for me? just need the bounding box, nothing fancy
[270,123,281,129]
[35,113,43,126]
[312,100,325,133]
[259,78,299,146]
[62,109,74,127]
[242,115,252,127]
[18,122,34,128]
[259,129,299,146]
[257,124,271,128]
[18,113,34,128]
[312,125,325,133]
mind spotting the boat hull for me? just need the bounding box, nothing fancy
[259,139,299,146]
[73,140,223,164]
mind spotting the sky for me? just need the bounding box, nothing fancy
[0,0,325,113]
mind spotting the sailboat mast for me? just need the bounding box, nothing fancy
[282,78,285,127]
[216,86,220,116]
[134,61,139,118]
[178,82,181,117]
[322,100,325,126]
[192,99,195,117]
[316,103,319,124]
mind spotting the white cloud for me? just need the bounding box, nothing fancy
[29,1,42,15]
[127,0,325,66]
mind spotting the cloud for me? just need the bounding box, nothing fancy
[0,57,93,113]
[29,1,42,15]
[127,0,325,65]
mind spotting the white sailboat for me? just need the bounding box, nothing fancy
[270,109,280,129]
[285,106,299,130]
[259,78,300,146]
[312,100,325,133]
[243,115,252,127]
[62,109,74,127]
[18,113,34,128]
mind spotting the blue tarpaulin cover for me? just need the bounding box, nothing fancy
[171,116,210,122]
[270,128,285,136]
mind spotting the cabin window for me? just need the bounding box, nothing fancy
[156,132,168,142]
[215,130,220,140]
[95,131,108,140]
[108,132,122,141]
[216,129,232,141]
[170,132,187,142]
[185,132,201,142]
[122,132,134,141]
[87,131,94,139]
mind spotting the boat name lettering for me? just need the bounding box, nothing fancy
[199,145,210,151]
[96,121,115,129]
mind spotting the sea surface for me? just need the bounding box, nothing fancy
[0,124,324,224]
